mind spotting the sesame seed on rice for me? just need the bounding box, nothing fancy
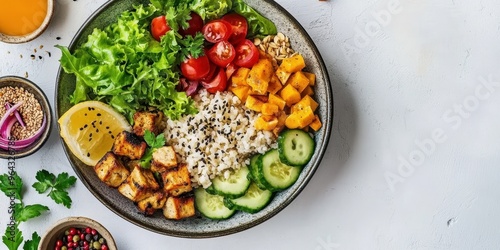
[164,89,277,188]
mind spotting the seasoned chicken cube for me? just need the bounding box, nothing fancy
[137,192,167,216]
[161,163,192,196]
[151,146,178,172]
[94,151,130,187]
[163,196,195,220]
[118,166,159,202]
[112,131,147,160]
[133,110,165,136]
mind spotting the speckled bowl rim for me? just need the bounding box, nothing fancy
[0,0,55,44]
[55,0,333,238]
[38,216,117,250]
[0,76,52,159]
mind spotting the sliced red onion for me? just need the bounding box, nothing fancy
[5,102,25,128]
[0,114,46,150]
[1,116,17,139]
[0,102,23,133]
[185,80,199,97]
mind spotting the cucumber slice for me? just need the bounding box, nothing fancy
[278,129,315,166]
[247,154,268,190]
[212,165,251,198]
[259,149,302,191]
[205,184,217,195]
[225,182,273,213]
[194,188,235,220]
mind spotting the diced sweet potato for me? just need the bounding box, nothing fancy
[286,71,310,93]
[245,95,265,112]
[230,85,251,102]
[295,106,315,128]
[268,93,286,110]
[261,103,279,116]
[267,74,283,94]
[280,84,301,106]
[291,95,319,113]
[276,67,292,85]
[254,115,278,131]
[285,113,300,129]
[231,67,251,86]
[309,115,322,131]
[280,54,305,73]
[301,85,314,97]
[247,58,273,94]
[302,72,316,86]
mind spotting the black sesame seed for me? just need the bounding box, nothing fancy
[84,124,88,128]
[97,113,101,116]
[87,153,90,157]
[111,135,115,139]
[56,37,61,40]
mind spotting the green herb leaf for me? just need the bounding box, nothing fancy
[49,190,73,208]
[144,130,166,149]
[22,232,40,250]
[0,173,23,201]
[2,224,22,250]
[32,170,76,209]
[179,33,205,61]
[15,204,49,223]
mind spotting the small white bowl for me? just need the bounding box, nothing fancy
[38,217,117,250]
[0,0,54,44]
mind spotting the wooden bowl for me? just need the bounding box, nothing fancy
[0,0,54,43]
[38,217,117,250]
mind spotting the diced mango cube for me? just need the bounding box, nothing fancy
[286,71,310,93]
[302,72,316,86]
[231,67,251,86]
[280,54,305,73]
[309,115,322,131]
[280,84,301,107]
[268,93,286,110]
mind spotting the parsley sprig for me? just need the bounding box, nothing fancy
[32,170,77,209]
[0,173,49,250]
[140,130,167,168]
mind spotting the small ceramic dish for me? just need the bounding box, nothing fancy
[38,216,117,250]
[0,76,52,159]
[0,0,54,43]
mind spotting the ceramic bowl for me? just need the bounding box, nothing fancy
[56,0,333,238]
[0,0,54,43]
[38,216,117,250]
[0,76,52,159]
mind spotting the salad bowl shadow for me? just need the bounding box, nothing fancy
[55,0,333,238]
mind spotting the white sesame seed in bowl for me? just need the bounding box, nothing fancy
[164,89,277,188]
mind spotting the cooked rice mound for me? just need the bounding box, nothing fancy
[164,89,277,188]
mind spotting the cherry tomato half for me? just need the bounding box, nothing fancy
[234,39,260,68]
[207,40,236,68]
[225,63,238,80]
[201,67,227,94]
[151,15,171,41]
[222,13,248,45]
[180,55,211,81]
[180,12,204,37]
[202,20,232,43]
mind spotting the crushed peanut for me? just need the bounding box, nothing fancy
[254,32,297,66]
[0,86,43,140]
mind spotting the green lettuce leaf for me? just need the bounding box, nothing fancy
[232,0,277,37]
[189,0,232,20]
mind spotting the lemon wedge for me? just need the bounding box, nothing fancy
[58,101,131,166]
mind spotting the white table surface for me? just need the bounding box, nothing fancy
[2,0,500,249]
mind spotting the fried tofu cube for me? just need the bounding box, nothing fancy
[151,146,178,172]
[161,164,192,196]
[94,152,130,187]
[163,196,195,220]
[137,192,167,216]
[112,131,147,160]
[118,166,159,202]
[132,110,165,136]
